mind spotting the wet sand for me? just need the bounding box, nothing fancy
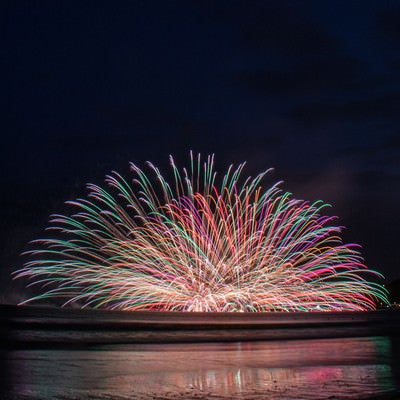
[3,337,400,399]
[2,305,400,399]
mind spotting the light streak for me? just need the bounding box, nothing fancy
[14,153,388,311]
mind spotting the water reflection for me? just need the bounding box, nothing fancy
[5,336,400,399]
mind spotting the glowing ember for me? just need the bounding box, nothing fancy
[14,153,388,311]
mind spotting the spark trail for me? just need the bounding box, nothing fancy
[15,153,388,311]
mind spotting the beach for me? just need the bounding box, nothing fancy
[2,305,400,399]
[3,336,400,399]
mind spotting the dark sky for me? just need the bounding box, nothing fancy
[1,1,400,303]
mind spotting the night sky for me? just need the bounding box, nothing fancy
[2,1,400,303]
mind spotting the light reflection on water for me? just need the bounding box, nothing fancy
[4,336,400,399]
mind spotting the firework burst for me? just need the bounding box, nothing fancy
[14,153,388,311]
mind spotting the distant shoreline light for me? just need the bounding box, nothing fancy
[13,152,389,312]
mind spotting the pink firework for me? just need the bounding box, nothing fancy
[14,153,388,311]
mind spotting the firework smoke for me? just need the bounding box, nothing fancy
[14,153,388,311]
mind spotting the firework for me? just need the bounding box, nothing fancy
[14,153,388,311]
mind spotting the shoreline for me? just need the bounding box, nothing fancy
[2,303,400,345]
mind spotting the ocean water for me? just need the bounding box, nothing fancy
[2,334,400,400]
